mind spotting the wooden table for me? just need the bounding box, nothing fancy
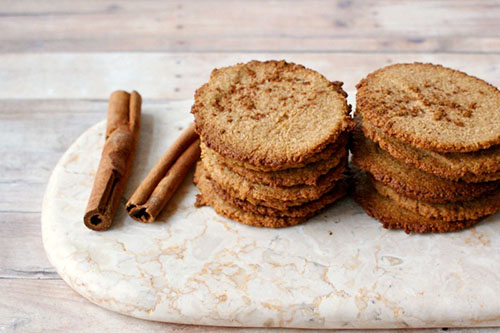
[1,1,499,331]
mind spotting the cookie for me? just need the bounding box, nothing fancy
[201,132,349,173]
[210,175,347,217]
[194,166,308,228]
[351,169,479,234]
[361,117,500,182]
[356,62,500,153]
[351,127,499,202]
[192,60,354,170]
[201,141,347,187]
[372,179,500,222]
[202,153,346,210]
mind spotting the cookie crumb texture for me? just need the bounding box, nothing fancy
[357,63,500,152]
[352,169,479,234]
[192,60,353,169]
[361,117,500,182]
[201,141,347,186]
[351,127,499,202]
[195,165,320,228]
[202,150,346,209]
[372,179,500,222]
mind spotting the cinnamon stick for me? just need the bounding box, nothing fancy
[84,90,141,231]
[126,124,200,222]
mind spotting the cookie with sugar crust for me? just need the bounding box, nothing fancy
[351,169,479,234]
[192,60,354,171]
[201,140,347,187]
[209,173,347,218]
[360,116,500,183]
[371,179,500,223]
[200,131,349,173]
[356,62,500,153]
[350,127,499,203]
[195,165,314,228]
[202,151,347,210]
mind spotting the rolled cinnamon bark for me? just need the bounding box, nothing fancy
[126,124,200,223]
[84,90,141,231]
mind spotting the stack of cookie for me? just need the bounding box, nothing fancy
[352,63,500,233]
[192,60,354,228]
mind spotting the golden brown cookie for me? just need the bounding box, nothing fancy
[356,63,500,153]
[194,166,308,228]
[351,128,499,203]
[201,132,348,173]
[192,60,354,170]
[360,117,500,182]
[372,179,500,222]
[210,175,347,217]
[202,153,346,210]
[352,170,479,234]
[202,141,347,187]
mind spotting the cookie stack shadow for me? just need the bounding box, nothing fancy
[351,63,500,233]
[192,60,354,228]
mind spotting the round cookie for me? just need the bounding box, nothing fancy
[351,128,499,202]
[202,152,346,210]
[352,170,479,234]
[372,180,500,222]
[192,60,354,170]
[210,176,347,217]
[361,118,500,182]
[194,166,308,228]
[202,141,347,187]
[356,62,500,153]
[201,132,349,173]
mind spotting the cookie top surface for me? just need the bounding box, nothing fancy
[192,60,353,168]
[356,63,500,152]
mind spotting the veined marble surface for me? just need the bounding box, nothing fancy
[42,100,500,329]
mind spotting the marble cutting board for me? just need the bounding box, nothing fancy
[42,100,500,329]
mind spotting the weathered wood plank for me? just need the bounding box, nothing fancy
[0,100,176,266]
[0,100,103,280]
[0,55,499,278]
[0,212,57,280]
[1,0,500,53]
[0,101,183,204]
[0,52,499,100]
[1,1,499,331]
[1,55,500,281]
[0,100,188,278]
[0,100,104,213]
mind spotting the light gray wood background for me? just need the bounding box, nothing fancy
[1,1,500,332]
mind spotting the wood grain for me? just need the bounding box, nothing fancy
[0,53,499,100]
[1,0,500,53]
[2,0,500,330]
[2,58,500,329]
